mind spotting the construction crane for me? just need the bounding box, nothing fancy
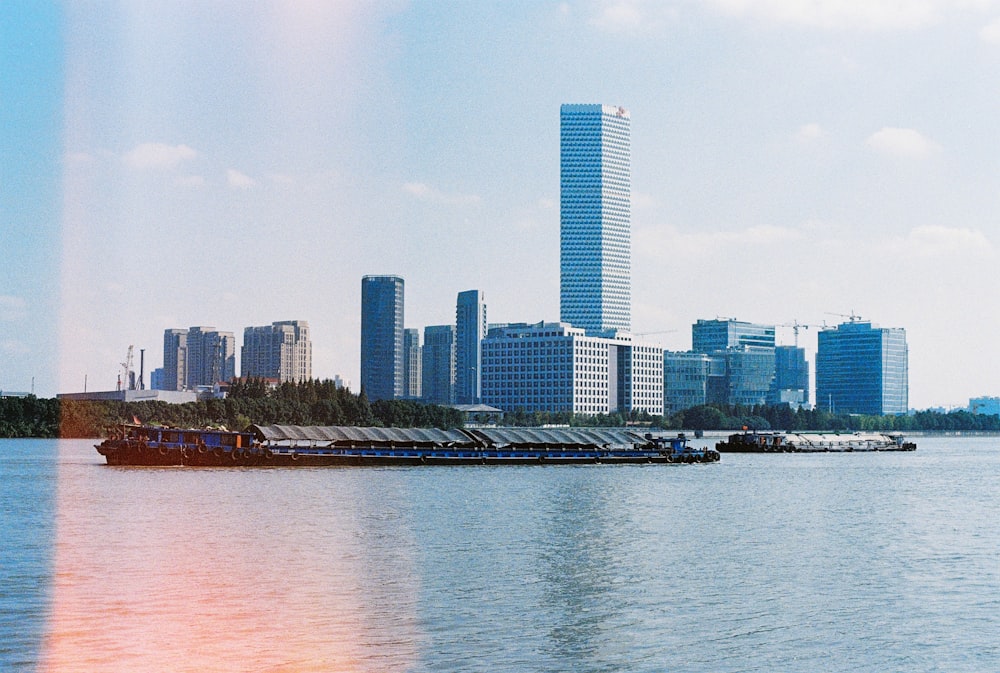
[777,321,817,347]
[825,311,864,323]
[118,345,134,391]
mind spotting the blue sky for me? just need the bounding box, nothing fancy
[2,1,999,409]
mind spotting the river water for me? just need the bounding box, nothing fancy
[1,436,997,672]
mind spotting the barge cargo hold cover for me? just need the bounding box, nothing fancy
[716,431,916,453]
[96,424,721,466]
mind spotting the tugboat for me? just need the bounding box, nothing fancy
[96,423,723,466]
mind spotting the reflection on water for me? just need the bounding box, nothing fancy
[0,440,57,672]
[2,437,999,672]
[39,441,421,672]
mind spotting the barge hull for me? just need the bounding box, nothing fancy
[98,445,717,467]
[96,424,721,467]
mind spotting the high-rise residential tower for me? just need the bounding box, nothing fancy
[163,327,236,390]
[184,327,236,389]
[162,329,188,391]
[455,289,486,405]
[816,320,908,415]
[360,275,404,402]
[242,320,312,383]
[560,103,631,334]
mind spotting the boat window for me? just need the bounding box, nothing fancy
[220,434,236,446]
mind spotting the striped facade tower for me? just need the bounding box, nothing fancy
[560,103,631,335]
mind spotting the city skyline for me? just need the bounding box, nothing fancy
[4,3,1000,409]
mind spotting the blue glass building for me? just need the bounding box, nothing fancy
[360,275,404,402]
[692,318,775,353]
[560,104,631,334]
[421,325,455,405]
[455,290,486,405]
[816,320,908,415]
[769,345,809,407]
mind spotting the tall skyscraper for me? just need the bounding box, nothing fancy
[816,320,908,415]
[403,327,422,399]
[455,289,486,404]
[360,275,404,402]
[560,103,631,334]
[242,320,312,383]
[422,324,455,405]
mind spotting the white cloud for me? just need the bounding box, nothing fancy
[980,16,1000,42]
[402,182,480,206]
[0,295,27,322]
[590,1,644,31]
[705,0,993,31]
[632,190,659,210]
[123,142,197,170]
[866,127,941,158]
[588,0,677,33]
[796,122,825,143]
[889,225,994,258]
[227,169,256,189]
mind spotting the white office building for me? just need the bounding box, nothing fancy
[480,322,661,416]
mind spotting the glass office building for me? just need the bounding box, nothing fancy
[815,320,908,415]
[692,318,775,354]
[769,345,809,407]
[663,351,722,413]
[421,325,455,405]
[360,275,404,402]
[455,290,486,404]
[560,104,631,334]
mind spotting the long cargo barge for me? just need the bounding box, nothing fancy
[717,430,916,453]
[96,424,720,466]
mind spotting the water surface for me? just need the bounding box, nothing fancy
[2,436,997,672]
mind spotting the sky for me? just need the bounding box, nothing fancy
[2,0,999,410]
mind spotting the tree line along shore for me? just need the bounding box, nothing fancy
[1,378,998,439]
